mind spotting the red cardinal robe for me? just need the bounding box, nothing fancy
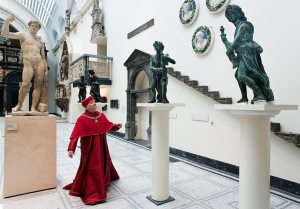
[63,111,120,205]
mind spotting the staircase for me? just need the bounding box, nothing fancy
[167,68,300,149]
[167,68,232,104]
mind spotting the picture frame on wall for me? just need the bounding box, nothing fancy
[206,0,230,14]
[179,0,199,26]
[192,26,214,55]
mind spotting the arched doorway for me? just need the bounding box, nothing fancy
[135,70,151,140]
[124,49,152,140]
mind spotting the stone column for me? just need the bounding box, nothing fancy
[137,103,184,205]
[214,104,298,209]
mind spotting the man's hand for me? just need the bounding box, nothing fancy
[116,123,122,129]
[68,151,74,158]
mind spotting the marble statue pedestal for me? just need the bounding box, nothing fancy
[3,115,57,198]
[137,103,184,205]
[69,102,107,123]
[214,104,298,209]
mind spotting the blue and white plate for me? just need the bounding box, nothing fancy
[192,26,214,55]
[179,0,199,26]
[206,0,230,14]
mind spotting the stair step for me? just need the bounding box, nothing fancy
[275,132,298,143]
[271,122,281,133]
[215,97,232,104]
[172,71,181,77]
[167,68,181,78]
[187,80,199,87]
[195,86,208,93]
[167,67,174,73]
[205,91,220,99]
[179,76,189,83]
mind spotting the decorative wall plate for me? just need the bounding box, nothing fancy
[179,0,199,26]
[206,0,230,14]
[192,26,214,55]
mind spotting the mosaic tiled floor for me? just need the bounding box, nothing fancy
[0,118,299,209]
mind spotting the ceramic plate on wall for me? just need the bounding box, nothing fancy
[206,0,230,14]
[179,0,199,26]
[192,26,214,55]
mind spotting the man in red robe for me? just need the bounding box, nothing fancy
[63,96,122,205]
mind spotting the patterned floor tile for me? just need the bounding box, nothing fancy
[172,179,227,201]
[120,154,151,165]
[280,202,300,209]
[204,174,238,189]
[129,189,193,209]
[2,190,66,209]
[82,197,137,209]
[113,175,152,194]
[201,190,238,209]
[270,194,289,208]
[0,118,299,209]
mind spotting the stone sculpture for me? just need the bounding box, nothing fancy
[220,5,274,104]
[88,69,101,102]
[77,75,87,102]
[2,14,48,112]
[59,50,69,81]
[149,41,176,103]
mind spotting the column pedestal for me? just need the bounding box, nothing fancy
[4,115,57,198]
[214,104,298,209]
[137,103,184,205]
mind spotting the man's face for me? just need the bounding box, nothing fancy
[29,23,40,33]
[86,100,97,112]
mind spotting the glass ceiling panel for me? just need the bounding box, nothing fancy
[15,0,57,29]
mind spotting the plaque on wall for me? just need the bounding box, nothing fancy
[179,0,199,26]
[110,99,119,109]
[192,26,214,55]
[206,0,230,14]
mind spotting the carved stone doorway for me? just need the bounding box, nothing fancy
[124,49,152,140]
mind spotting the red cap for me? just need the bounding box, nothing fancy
[82,96,94,108]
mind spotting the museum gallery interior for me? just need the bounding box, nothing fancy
[0,0,299,208]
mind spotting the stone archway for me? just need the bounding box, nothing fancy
[124,49,152,140]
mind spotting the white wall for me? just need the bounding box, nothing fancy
[69,7,97,60]
[54,0,300,184]
[98,0,300,184]
[0,0,58,113]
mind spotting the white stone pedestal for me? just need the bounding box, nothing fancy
[3,115,57,198]
[68,103,107,123]
[137,103,184,205]
[214,104,298,209]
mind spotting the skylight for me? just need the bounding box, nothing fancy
[15,0,57,28]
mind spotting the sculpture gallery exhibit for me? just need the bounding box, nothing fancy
[149,41,176,103]
[2,14,48,112]
[73,75,87,102]
[88,69,102,103]
[220,4,274,104]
